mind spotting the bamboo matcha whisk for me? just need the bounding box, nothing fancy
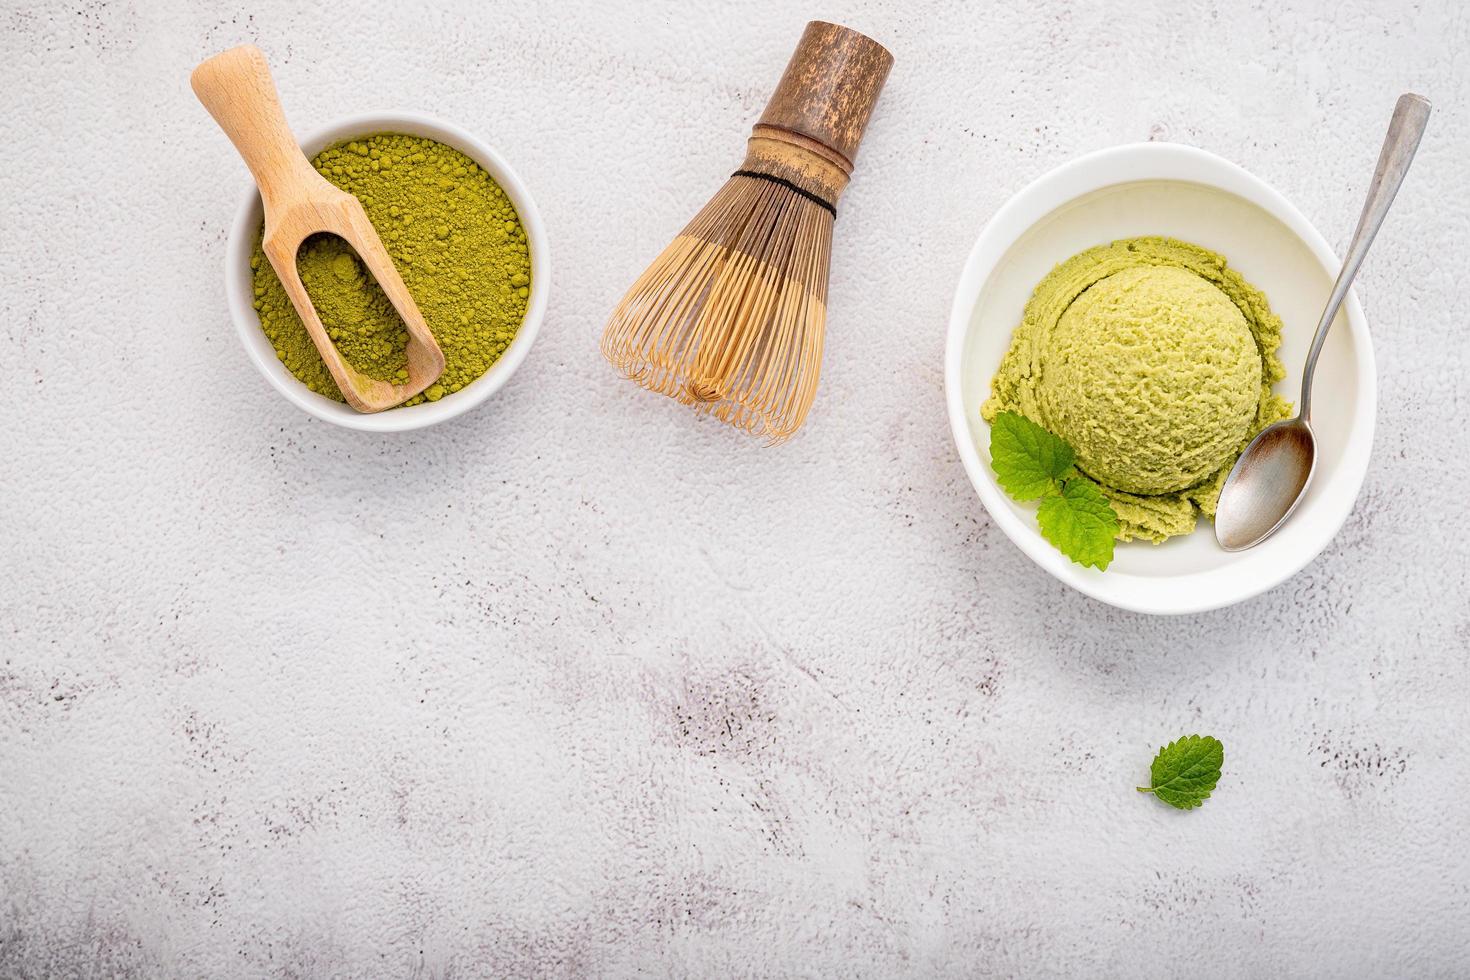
[601,22,892,443]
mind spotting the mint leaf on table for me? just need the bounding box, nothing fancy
[1036,477,1117,571]
[989,410,1075,500]
[1138,735,1224,810]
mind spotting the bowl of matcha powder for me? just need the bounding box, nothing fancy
[225,111,549,430]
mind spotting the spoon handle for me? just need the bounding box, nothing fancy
[1300,93,1430,418]
[191,46,330,214]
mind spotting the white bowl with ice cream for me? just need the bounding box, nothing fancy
[945,142,1375,615]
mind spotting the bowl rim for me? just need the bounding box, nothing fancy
[224,109,550,432]
[943,141,1376,615]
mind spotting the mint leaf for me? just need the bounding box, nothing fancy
[989,411,1075,501]
[1036,477,1117,570]
[985,411,1121,570]
[1137,735,1224,810]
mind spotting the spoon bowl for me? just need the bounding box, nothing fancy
[1214,420,1317,551]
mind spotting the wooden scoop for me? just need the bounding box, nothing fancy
[192,45,444,412]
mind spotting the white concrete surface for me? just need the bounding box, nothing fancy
[2,1,1468,976]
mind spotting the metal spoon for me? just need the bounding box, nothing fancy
[1215,93,1430,552]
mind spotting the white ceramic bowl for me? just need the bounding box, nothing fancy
[225,111,549,431]
[945,143,1375,615]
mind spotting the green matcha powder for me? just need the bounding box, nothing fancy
[250,133,532,406]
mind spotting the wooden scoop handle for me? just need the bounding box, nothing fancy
[191,45,332,213]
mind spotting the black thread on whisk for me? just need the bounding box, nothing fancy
[731,170,837,218]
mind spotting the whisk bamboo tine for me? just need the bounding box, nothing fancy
[600,22,891,443]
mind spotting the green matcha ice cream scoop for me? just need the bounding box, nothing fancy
[1038,263,1262,497]
[983,235,1293,545]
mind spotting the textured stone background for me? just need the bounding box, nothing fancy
[2,1,1468,977]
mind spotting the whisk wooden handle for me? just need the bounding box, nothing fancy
[756,21,893,171]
